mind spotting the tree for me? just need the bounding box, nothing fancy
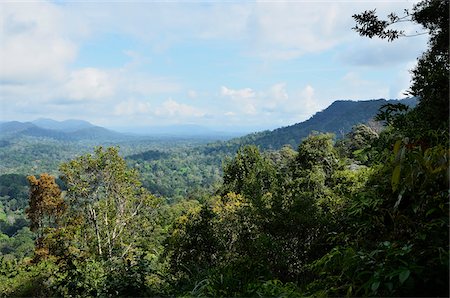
[59,146,158,260]
[307,2,449,296]
[26,147,163,296]
[293,133,339,182]
[26,174,65,237]
[336,124,379,164]
[353,0,449,140]
[221,145,278,209]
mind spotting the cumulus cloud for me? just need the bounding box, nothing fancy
[298,85,319,114]
[221,86,255,100]
[220,83,322,122]
[270,84,322,121]
[264,83,288,110]
[154,98,205,118]
[246,2,342,59]
[114,99,151,116]
[0,2,76,82]
[341,72,389,100]
[65,68,116,100]
[65,1,411,61]
[339,36,427,67]
[221,86,258,115]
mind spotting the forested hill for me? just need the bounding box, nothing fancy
[208,97,417,152]
[0,120,128,142]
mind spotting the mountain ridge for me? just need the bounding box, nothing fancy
[203,97,417,153]
[0,97,417,144]
[31,118,94,132]
[0,119,127,142]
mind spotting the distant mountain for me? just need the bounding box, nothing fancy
[32,118,94,132]
[0,121,36,134]
[205,97,417,152]
[68,126,128,141]
[0,119,128,142]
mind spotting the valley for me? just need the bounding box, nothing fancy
[0,98,415,199]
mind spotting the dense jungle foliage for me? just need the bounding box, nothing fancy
[0,0,448,296]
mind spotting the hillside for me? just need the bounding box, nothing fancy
[209,97,417,152]
[31,119,94,132]
[0,119,128,142]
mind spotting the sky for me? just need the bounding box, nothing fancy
[0,0,428,133]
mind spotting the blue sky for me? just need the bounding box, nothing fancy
[0,1,428,132]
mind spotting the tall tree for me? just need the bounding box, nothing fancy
[26,173,66,259]
[59,146,158,260]
[353,0,449,140]
[307,2,449,296]
[26,174,66,239]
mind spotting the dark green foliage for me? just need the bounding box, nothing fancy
[221,145,278,205]
[131,147,223,201]
[0,174,35,261]
[336,124,379,165]
[294,133,339,177]
[0,174,29,211]
[0,228,34,260]
[128,149,170,161]
[306,2,450,296]
[166,136,349,295]
[375,103,410,126]
[309,141,449,297]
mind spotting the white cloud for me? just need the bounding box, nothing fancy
[154,98,205,118]
[220,83,322,121]
[265,82,288,110]
[339,35,427,67]
[221,86,258,115]
[65,68,115,100]
[298,85,319,114]
[0,2,77,82]
[270,84,322,121]
[221,86,255,100]
[114,99,151,116]
[390,60,417,99]
[341,72,389,99]
[64,1,411,61]
[247,2,342,59]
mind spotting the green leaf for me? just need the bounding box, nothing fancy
[371,281,380,292]
[399,269,410,284]
[393,139,402,155]
[346,285,353,296]
[426,208,437,217]
[391,165,401,192]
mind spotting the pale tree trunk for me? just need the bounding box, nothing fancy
[89,205,102,256]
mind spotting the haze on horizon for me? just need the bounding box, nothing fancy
[0,1,428,132]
